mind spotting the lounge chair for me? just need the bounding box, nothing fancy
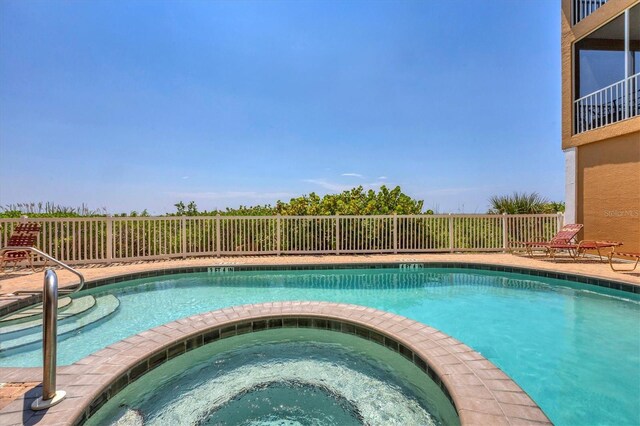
[522,224,584,256]
[546,240,622,261]
[0,223,42,272]
[608,249,640,272]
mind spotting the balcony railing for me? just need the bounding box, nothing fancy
[574,72,639,134]
[573,0,609,25]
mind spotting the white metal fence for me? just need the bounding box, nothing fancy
[575,72,640,134]
[0,214,563,265]
[572,0,608,25]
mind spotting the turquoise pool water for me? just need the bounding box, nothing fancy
[1,268,639,425]
[87,329,458,426]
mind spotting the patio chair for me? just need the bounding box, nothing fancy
[522,224,584,256]
[0,222,42,272]
[608,249,640,272]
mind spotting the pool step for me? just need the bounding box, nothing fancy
[0,294,120,352]
[0,297,73,325]
[0,295,97,336]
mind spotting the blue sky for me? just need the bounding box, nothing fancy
[0,0,562,214]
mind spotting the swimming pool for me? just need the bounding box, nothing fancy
[1,267,639,425]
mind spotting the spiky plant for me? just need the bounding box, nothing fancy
[488,192,550,214]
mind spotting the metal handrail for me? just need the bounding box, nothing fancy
[31,270,66,410]
[573,73,638,103]
[0,247,79,410]
[574,72,640,134]
[1,246,85,295]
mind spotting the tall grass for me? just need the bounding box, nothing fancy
[0,202,107,217]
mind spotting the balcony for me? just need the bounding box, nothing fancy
[574,72,640,134]
[573,0,609,25]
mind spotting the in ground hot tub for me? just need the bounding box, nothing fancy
[87,329,459,425]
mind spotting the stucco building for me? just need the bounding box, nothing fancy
[562,0,640,252]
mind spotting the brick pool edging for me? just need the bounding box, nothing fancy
[0,301,551,426]
[1,260,637,318]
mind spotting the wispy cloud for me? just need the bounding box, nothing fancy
[304,178,387,192]
[181,176,189,180]
[377,176,387,180]
[341,173,363,178]
[303,179,353,192]
[168,191,295,200]
[425,187,487,196]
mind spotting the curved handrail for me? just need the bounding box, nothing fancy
[1,246,85,295]
[0,250,71,408]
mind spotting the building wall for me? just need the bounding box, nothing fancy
[562,0,640,254]
[577,132,640,253]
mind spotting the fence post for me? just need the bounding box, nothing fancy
[502,213,508,252]
[393,213,398,254]
[181,216,187,258]
[20,216,30,252]
[105,217,113,263]
[335,214,340,255]
[216,214,221,258]
[276,214,281,255]
[448,214,454,253]
[557,212,564,231]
